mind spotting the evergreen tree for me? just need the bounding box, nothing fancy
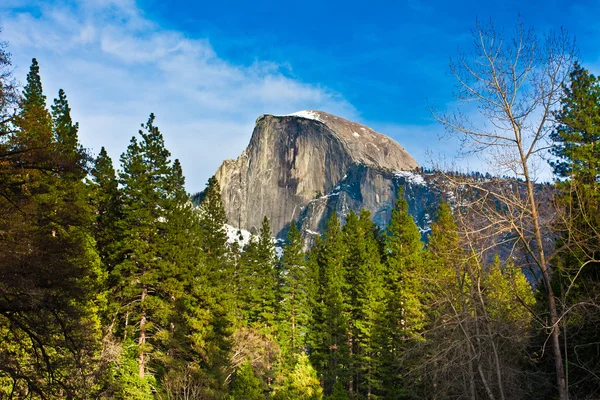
[542,62,600,397]
[52,88,84,178]
[190,175,235,386]
[550,62,600,182]
[274,353,323,400]
[277,222,311,359]
[112,114,181,382]
[341,210,386,397]
[198,176,229,257]
[90,147,122,273]
[239,216,278,332]
[411,202,535,399]
[307,212,349,396]
[0,58,104,397]
[229,361,264,400]
[414,200,467,398]
[379,187,424,397]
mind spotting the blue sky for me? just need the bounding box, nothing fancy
[1,0,600,191]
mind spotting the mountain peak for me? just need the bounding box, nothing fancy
[216,111,420,236]
[265,111,419,172]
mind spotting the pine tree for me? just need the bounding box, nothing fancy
[379,187,424,397]
[113,114,180,381]
[274,353,323,400]
[52,88,84,178]
[229,361,264,400]
[415,200,468,398]
[239,216,278,332]
[341,210,386,397]
[550,62,600,182]
[307,212,349,396]
[90,147,122,273]
[0,58,104,397]
[543,62,600,397]
[277,222,310,359]
[198,176,229,257]
[411,202,536,399]
[156,158,221,394]
[189,175,235,386]
[358,210,386,397]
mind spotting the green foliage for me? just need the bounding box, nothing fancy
[379,187,425,396]
[190,175,235,382]
[550,62,600,182]
[229,361,265,400]
[0,58,104,398]
[327,380,349,400]
[111,114,209,388]
[239,216,278,332]
[277,222,311,359]
[540,61,600,398]
[110,340,156,400]
[90,147,122,273]
[342,210,386,397]
[307,212,349,396]
[6,35,600,400]
[198,176,229,257]
[52,88,85,177]
[274,353,323,400]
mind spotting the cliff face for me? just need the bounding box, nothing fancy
[215,110,421,237]
[296,165,439,240]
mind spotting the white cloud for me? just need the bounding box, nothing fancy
[0,0,356,191]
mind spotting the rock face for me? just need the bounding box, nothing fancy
[215,110,425,237]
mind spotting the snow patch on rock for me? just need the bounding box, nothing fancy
[395,170,427,186]
[287,110,323,122]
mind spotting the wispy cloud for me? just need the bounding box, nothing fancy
[0,0,356,191]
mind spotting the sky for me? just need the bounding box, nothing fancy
[1,0,600,192]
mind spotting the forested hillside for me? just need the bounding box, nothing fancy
[1,20,599,400]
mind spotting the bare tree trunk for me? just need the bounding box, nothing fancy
[524,166,568,400]
[467,345,476,400]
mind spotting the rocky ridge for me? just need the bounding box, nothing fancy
[215,110,436,238]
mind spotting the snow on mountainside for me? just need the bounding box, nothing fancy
[225,224,253,248]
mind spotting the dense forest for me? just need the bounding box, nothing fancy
[1,20,599,400]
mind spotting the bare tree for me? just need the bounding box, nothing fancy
[432,19,577,400]
[160,364,209,400]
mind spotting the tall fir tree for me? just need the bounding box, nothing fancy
[342,210,386,397]
[191,175,235,387]
[112,114,180,385]
[239,216,278,332]
[90,147,122,274]
[550,62,600,183]
[379,187,424,398]
[277,222,311,360]
[52,88,84,178]
[307,212,349,396]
